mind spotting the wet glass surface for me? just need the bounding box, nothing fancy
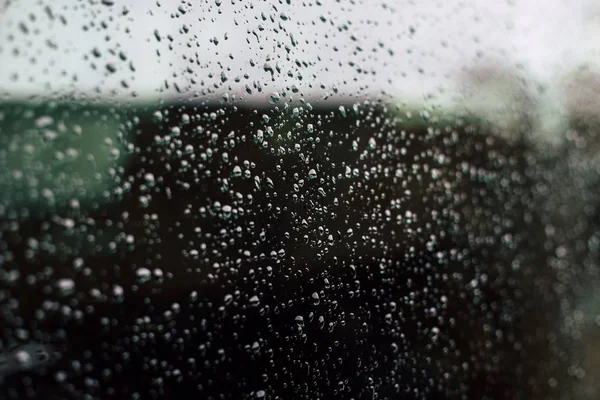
[1,1,600,399]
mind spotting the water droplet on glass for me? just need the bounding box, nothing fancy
[311,292,320,305]
[232,165,242,177]
[368,137,377,150]
[269,92,281,104]
[135,267,152,283]
[55,279,75,297]
[14,350,32,369]
[249,295,260,307]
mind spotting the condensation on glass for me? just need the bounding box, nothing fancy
[0,1,600,399]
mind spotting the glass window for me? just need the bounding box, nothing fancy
[1,1,600,399]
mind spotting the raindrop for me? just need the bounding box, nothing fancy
[14,350,32,369]
[135,267,152,283]
[55,279,75,297]
[249,295,260,307]
[269,92,281,104]
[232,165,242,177]
[368,137,377,150]
[311,292,320,305]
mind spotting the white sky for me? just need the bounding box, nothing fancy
[0,0,597,106]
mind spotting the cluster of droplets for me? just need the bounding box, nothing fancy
[1,0,600,399]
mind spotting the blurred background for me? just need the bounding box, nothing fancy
[1,1,600,399]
